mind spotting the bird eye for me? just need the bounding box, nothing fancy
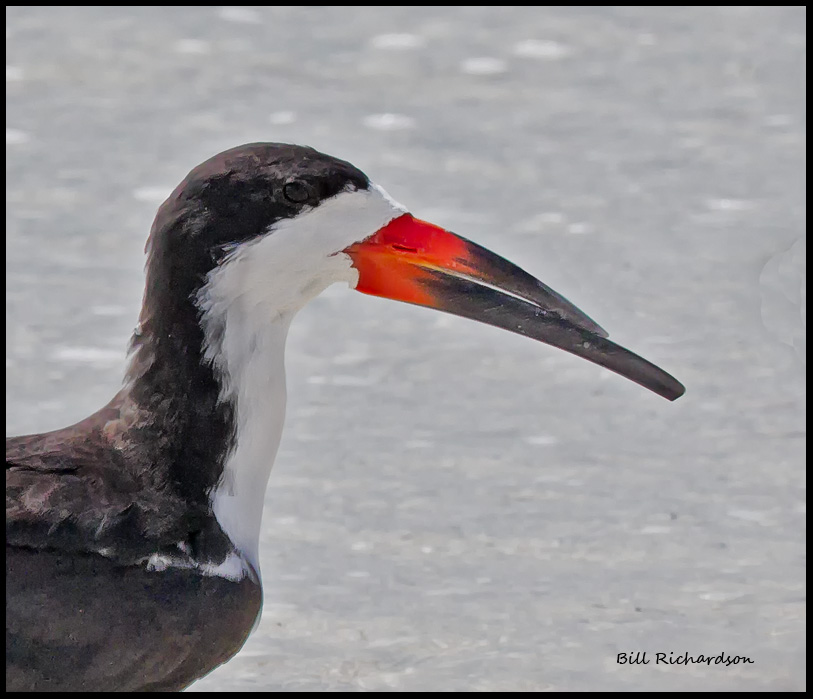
[283,181,311,204]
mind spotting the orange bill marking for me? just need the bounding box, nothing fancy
[344,213,469,307]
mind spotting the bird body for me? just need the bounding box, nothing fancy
[6,143,684,691]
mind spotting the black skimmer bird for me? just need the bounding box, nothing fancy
[6,143,684,691]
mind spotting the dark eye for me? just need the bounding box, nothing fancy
[283,181,311,204]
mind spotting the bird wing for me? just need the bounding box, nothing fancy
[6,399,190,562]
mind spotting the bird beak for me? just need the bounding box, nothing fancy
[344,213,685,401]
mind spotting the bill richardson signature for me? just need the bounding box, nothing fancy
[618,652,754,666]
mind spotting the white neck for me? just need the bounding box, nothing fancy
[196,185,405,577]
[209,311,292,576]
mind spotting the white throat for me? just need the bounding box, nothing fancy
[196,185,404,576]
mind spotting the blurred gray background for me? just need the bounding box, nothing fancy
[6,6,805,692]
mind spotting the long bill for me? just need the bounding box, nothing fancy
[344,213,685,401]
